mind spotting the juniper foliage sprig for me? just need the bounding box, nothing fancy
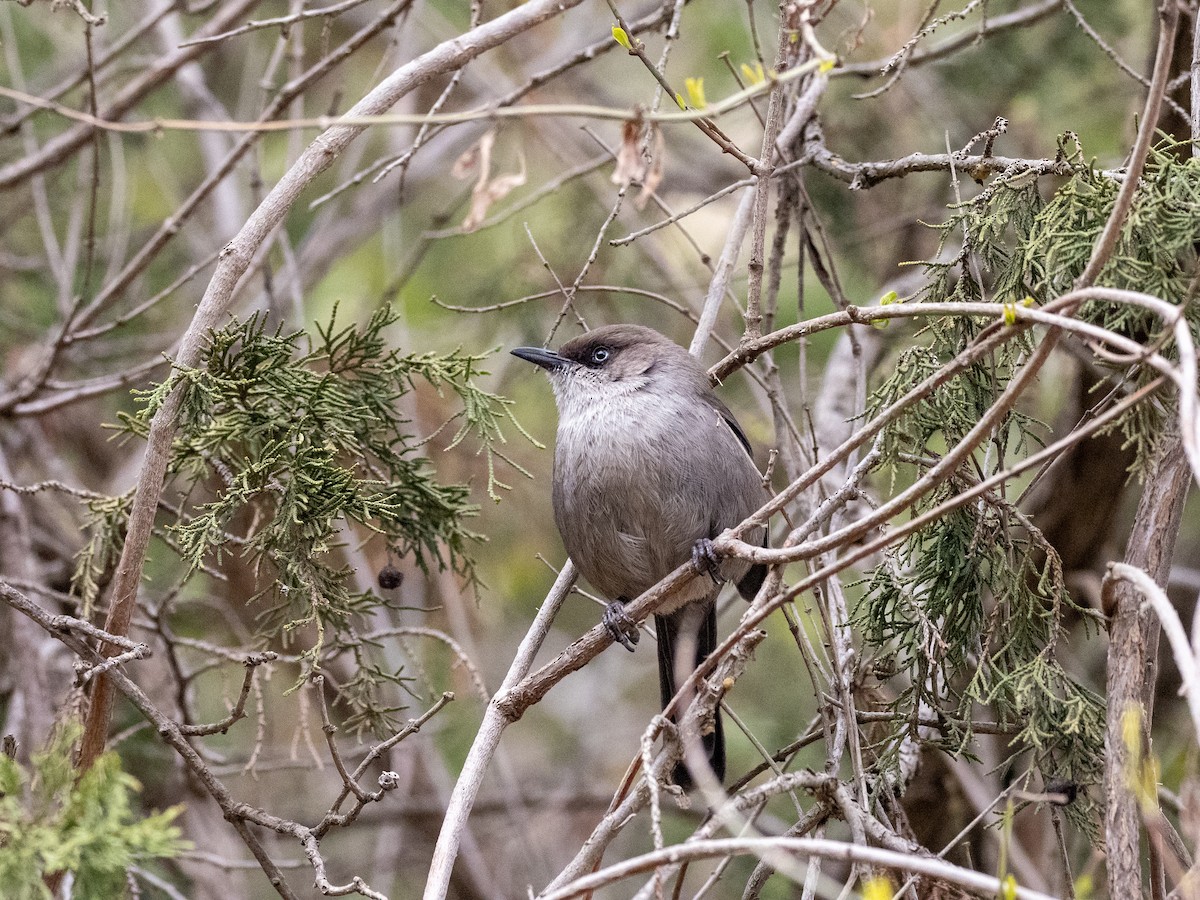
[1019,143,1200,333]
[76,305,518,733]
[854,138,1200,835]
[0,724,186,898]
[71,493,131,618]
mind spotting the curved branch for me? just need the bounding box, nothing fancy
[538,836,1058,900]
[836,0,1063,80]
[423,561,577,900]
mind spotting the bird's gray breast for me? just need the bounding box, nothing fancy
[551,389,761,606]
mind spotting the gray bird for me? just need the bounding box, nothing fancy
[512,324,768,785]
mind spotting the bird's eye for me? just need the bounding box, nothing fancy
[590,346,611,365]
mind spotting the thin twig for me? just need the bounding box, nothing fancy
[0,58,826,139]
[179,0,376,47]
[179,653,278,736]
[606,0,760,174]
[837,0,1063,79]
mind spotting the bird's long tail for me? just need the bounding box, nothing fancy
[655,604,725,787]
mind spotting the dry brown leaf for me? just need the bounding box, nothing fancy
[461,138,525,233]
[450,130,491,181]
[635,123,665,210]
[611,118,645,187]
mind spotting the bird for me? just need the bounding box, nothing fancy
[511,324,768,785]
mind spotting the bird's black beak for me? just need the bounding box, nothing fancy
[511,346,566,371]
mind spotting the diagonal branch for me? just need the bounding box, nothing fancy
[75,0,590,777]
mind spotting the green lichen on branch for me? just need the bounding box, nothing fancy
[76,305,522,733]
[71,493,131,619]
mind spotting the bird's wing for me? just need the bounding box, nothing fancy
[704,391,769,603]
[704,394,753,458]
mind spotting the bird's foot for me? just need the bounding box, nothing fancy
[691,538,725,585]
[603,600,640,652]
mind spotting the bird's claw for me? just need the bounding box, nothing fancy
[691,538,725,585]
[603,600,640,652]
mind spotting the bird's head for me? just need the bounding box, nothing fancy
[511,325,699,416]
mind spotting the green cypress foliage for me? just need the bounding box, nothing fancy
[74,305,522,733]
[857,140,1200,833]
[0,726,186,898]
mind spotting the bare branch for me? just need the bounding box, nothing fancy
[179,653,278,736]
[539,836,1059,900]
[178,0,377,47]
[0,0,267,191]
